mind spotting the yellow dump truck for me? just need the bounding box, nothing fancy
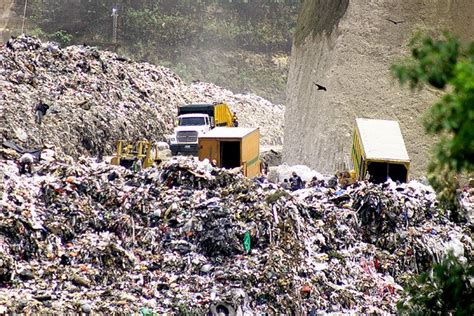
[351,118,410,183]
[198,127,261,177]
[170,103,236,156]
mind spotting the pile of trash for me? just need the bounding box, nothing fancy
[0,152,471,314]
[460,181,474,224]
[0,35,284,157]
[188,82,284,146]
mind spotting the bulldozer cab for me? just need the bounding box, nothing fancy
[111,140,162,170]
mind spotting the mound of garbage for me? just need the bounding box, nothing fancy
[0,35,284,157]
[0,151,471,314]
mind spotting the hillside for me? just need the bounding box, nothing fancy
[0,0,17,42]
[4,0,299,104]
[0,35,283,157]
[1,2,473,314]
[284,0,474,176]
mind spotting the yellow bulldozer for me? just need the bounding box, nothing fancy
[111,140,167,170]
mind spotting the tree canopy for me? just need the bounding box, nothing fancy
[392,34,474,174]
[19,0,299,104]
[397,252,474,315]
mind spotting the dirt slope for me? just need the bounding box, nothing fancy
[284,0,474,176]
[0,0,17,43]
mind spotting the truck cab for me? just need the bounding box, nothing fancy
[170,113,212,155]
[178,114,212,127]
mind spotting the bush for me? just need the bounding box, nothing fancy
[397,252,474,315]
[392,34,474,216]
[29,28,72,47]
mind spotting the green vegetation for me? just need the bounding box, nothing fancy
[397,252,474,315]
[393,36,474,314]
[29,28,73,46]
[392,34,474,216]
[20,0,300,103]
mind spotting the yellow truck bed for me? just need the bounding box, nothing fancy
[352,118,410,183]
[214,103,234,127]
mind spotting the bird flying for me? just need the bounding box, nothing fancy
[386,18,405,25]
[313,82,327,91]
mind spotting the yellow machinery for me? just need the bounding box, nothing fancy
[111,140,163,170]
[337,170,357,187]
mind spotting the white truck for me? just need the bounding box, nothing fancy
[169,103,236,156]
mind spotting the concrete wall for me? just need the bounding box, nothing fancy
[284,0,474,176]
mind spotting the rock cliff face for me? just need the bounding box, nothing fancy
[284,0,474,176]
[0,0,18,42]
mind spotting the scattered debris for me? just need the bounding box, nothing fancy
[260,146,282,167]
[0,150,471,314]
[0,35,283,158]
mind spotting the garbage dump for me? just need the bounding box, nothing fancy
[260,146,283,167]
[460,181,474,224]
[0,150,471,314]
[189,82,284,146]
[0,35,284,158]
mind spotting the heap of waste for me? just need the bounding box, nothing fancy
[187,82,284,146]
[0,151,471,314]
[0,35,284,157]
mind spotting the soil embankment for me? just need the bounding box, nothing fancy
[0,0,17,43]
[284,0,474,176]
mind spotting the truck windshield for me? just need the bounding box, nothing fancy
[179,117,206,126]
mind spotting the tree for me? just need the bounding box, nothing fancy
[397,252,474,315]
[392,34,474,172]
[392,34,474,214]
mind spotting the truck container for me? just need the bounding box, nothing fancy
[198,127,261,177]
[177,103,234,127]
[351,118,410,183]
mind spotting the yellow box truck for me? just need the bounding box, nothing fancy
[198,127,261,178]
[351,118,410,183]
